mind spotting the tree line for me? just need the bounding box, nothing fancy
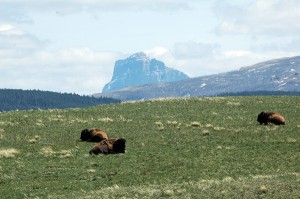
[0,89,121,111]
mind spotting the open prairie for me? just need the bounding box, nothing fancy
[0,96,299,198]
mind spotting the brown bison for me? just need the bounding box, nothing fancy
[257,111,286,125]
[80,128,108,142]
[89,138,126,155]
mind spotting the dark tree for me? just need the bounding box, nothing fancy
[0,89,121,111]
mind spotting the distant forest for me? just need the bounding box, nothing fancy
[0,89,121,111]
[217,90,300,97]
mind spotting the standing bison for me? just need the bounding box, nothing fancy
[80,128,108,142]
[89,138,126,155]
[257,112,286,125]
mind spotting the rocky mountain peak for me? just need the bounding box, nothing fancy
[102,52,189,93]
[128,52,149,61]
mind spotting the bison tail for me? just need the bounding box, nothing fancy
[113,138,126,153]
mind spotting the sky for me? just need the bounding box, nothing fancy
[1,0,300,95]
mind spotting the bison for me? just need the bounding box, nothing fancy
[257,111,286,125]
[89,138,126,155]
[80,128,108,142]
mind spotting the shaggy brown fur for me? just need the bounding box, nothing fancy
[80,128,108,142]
[89,138,126,155]
[257,111,286,125]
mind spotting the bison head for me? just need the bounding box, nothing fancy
[257,111,268,125]
[80,129,91,141]
[113,138,126,153]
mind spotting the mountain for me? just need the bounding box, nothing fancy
[94,56,300,101]
[102,52,189,93]
[0,89,120,111]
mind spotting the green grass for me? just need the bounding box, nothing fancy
[0,96,299,198]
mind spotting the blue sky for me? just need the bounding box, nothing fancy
[1,0,300,94]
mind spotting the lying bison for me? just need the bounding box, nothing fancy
[257,111,286,125]
[89,138,126,155]
[80,128,108,142]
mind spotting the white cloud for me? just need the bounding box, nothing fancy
[0,23,45,55]
[0,23,121,94]
[144,45,233,77]
[0,40,123,94]
[222,50,251,57]
[0,24,25,35]
[144,46,169,58]
[214,0,300,36]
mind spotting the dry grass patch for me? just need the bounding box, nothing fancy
[28,135,42,144]
[190,121,201,127]
[0,148,20,158]
[48,114,65,122]
[40,146,55,157]
[0,121,18,126]
[149,97,186,102]
[86,169,96,173]
[76,173,300,199]
[226,101,241,106]
[166,120,181,130]
[205,124,214,128]
[69,118,89,124]
[118,115,132,122]
[167,120,179,126]
[155,121,165,131]
[98,117,114,123]
[203,123,225,131]
[35,119,44,127]
[40,147,73,158]
[286,137,297,143]
[213,126,226,131]
[58,150,73,158]
[0,128,4,140]
[202,129,210,136]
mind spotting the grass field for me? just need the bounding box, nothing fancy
[0,96,299,198]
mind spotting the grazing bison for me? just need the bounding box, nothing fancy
[257,111,286,125]
[80,128,108,142]
[89,138,126,155]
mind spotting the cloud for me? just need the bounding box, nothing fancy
[0,23,45,58]
[145,42,300,79]
[144,44,236,77]
[0,24,25,35]
[222,50,251,58]
[0,29,123,94]
[215,22,249,35]
[0,50,121,94]
[173,41,220,59]
[0,0,199,22]
[214,0,300,37]
[144,47,169,58]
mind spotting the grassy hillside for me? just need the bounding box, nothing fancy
[0,96,299,198]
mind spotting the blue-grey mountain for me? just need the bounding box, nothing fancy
[95,56,300,101]
[102,52,189,93]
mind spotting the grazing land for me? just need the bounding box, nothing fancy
[0,96,299,198]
